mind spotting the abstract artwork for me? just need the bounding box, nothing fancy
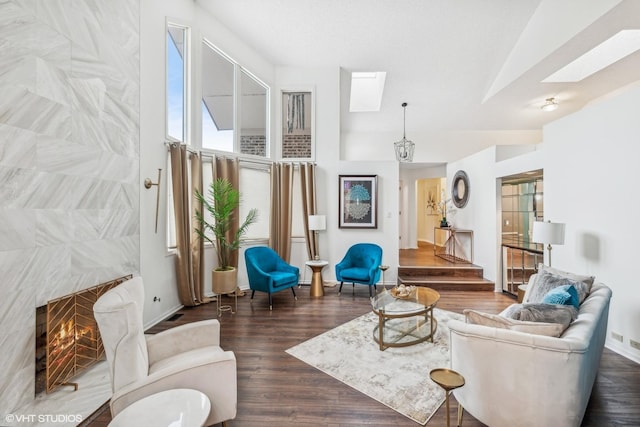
[339,175,377,228]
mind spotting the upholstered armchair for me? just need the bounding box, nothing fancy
[244,246,299,310]
[335,243,383,297]
[93,277,237,426]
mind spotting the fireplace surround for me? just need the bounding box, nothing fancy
[35,275,132,394]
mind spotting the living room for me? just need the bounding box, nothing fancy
[1,0,639,426]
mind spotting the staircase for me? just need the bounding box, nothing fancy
[397,264,494,291]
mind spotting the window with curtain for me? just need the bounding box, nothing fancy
[239,165,270,240]
[291,167,305,237]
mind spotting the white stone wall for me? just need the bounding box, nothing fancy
[0,0,140,414]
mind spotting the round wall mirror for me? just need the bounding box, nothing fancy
[451,170,470,208]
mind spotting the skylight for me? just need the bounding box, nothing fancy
[543,30,640,83]
[349,72,386,112]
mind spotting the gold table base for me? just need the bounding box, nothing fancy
[430,368,465,427]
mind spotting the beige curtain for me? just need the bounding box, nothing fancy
[213,156,241,267]
[170,144,204,306]
[269,162,293,261]
[300,163,318,260]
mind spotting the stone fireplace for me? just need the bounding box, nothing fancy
[35,275,132,395]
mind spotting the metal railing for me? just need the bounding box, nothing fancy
[501,244,543,295]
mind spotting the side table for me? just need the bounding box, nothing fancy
[430,368,465,427]
[108,388,211,427]
[305,260,328,297]
[517,284,528,303]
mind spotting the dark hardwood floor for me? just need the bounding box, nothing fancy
[83,246,640,426]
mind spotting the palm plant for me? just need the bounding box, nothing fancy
[195,178,258,271]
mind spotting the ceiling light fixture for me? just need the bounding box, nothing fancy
[394,102,415,162]
[541,97,559,112]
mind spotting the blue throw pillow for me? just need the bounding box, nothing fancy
[542,284,579,309]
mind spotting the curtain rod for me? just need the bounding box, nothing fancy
[163,142,316,167]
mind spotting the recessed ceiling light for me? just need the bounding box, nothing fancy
[543,30,640,83]
[349,71,386,112]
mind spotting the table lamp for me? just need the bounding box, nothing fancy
[308,214,326,260]
[532,220,565,267]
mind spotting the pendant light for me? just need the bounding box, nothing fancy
[394,102,415,162]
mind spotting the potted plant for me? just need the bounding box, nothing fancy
[195,178,258,291]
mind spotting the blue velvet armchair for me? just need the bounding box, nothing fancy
[244,246,299,310]
[335,243,383,297]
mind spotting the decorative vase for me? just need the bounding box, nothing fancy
[440,217,449,228]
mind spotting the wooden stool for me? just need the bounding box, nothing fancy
[430,368,465,427]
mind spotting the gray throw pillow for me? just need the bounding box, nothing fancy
[502,303,577,329]
[528,271,591,305]
[537,264,595,304]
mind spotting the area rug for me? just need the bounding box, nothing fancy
[285,308,464,425]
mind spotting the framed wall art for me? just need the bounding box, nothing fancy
[339,175,377,228]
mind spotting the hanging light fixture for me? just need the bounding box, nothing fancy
[541,97,559,112]
[394,102,415,162]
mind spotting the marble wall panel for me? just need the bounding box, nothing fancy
[0,124,37,169]
[0,86,71,139]
[0,321,35,416]
[35,210,73,247]
[0,0,140,413]
[36,136,100,176]
[0,209,35,251]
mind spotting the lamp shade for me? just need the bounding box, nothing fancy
[308,215,326,231]
[532,221,565,245]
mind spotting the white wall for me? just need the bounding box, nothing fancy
[446,148,500,282]
[543,84,640,363]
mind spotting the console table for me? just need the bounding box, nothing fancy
[433,227,474,264]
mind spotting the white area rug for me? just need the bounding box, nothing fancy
[286,308,464,425]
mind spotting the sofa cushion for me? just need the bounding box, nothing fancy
[528,270,592,305]
[463,309,566,337]
[536,264,595,304]
[500,303,577,328]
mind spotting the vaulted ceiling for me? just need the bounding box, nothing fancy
[197,0,640,156]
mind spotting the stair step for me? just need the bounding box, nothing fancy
[397,275,495,292]
[398,265,484,278]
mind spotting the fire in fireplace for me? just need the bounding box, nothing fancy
[35,275,132,395]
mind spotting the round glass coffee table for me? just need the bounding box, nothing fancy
[371,286,440,351]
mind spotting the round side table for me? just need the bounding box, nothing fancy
[379,265,390,289]
[108,388,211,427]
[305,260,328,297]
[430,368,465,427]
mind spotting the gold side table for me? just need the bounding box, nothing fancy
[430,368,465,427]
[305,260,328,297]
[378,265,389,289]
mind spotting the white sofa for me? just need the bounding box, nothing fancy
[447,278,612,427]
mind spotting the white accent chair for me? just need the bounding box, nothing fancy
[93,277,237,426]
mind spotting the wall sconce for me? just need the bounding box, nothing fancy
[532,220,565,267]
[308,215,326,260]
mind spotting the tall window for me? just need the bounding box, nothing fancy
[166,24,188,143]
[201,40,234,151]
[166,23,189,250]
[240,70,269,156]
